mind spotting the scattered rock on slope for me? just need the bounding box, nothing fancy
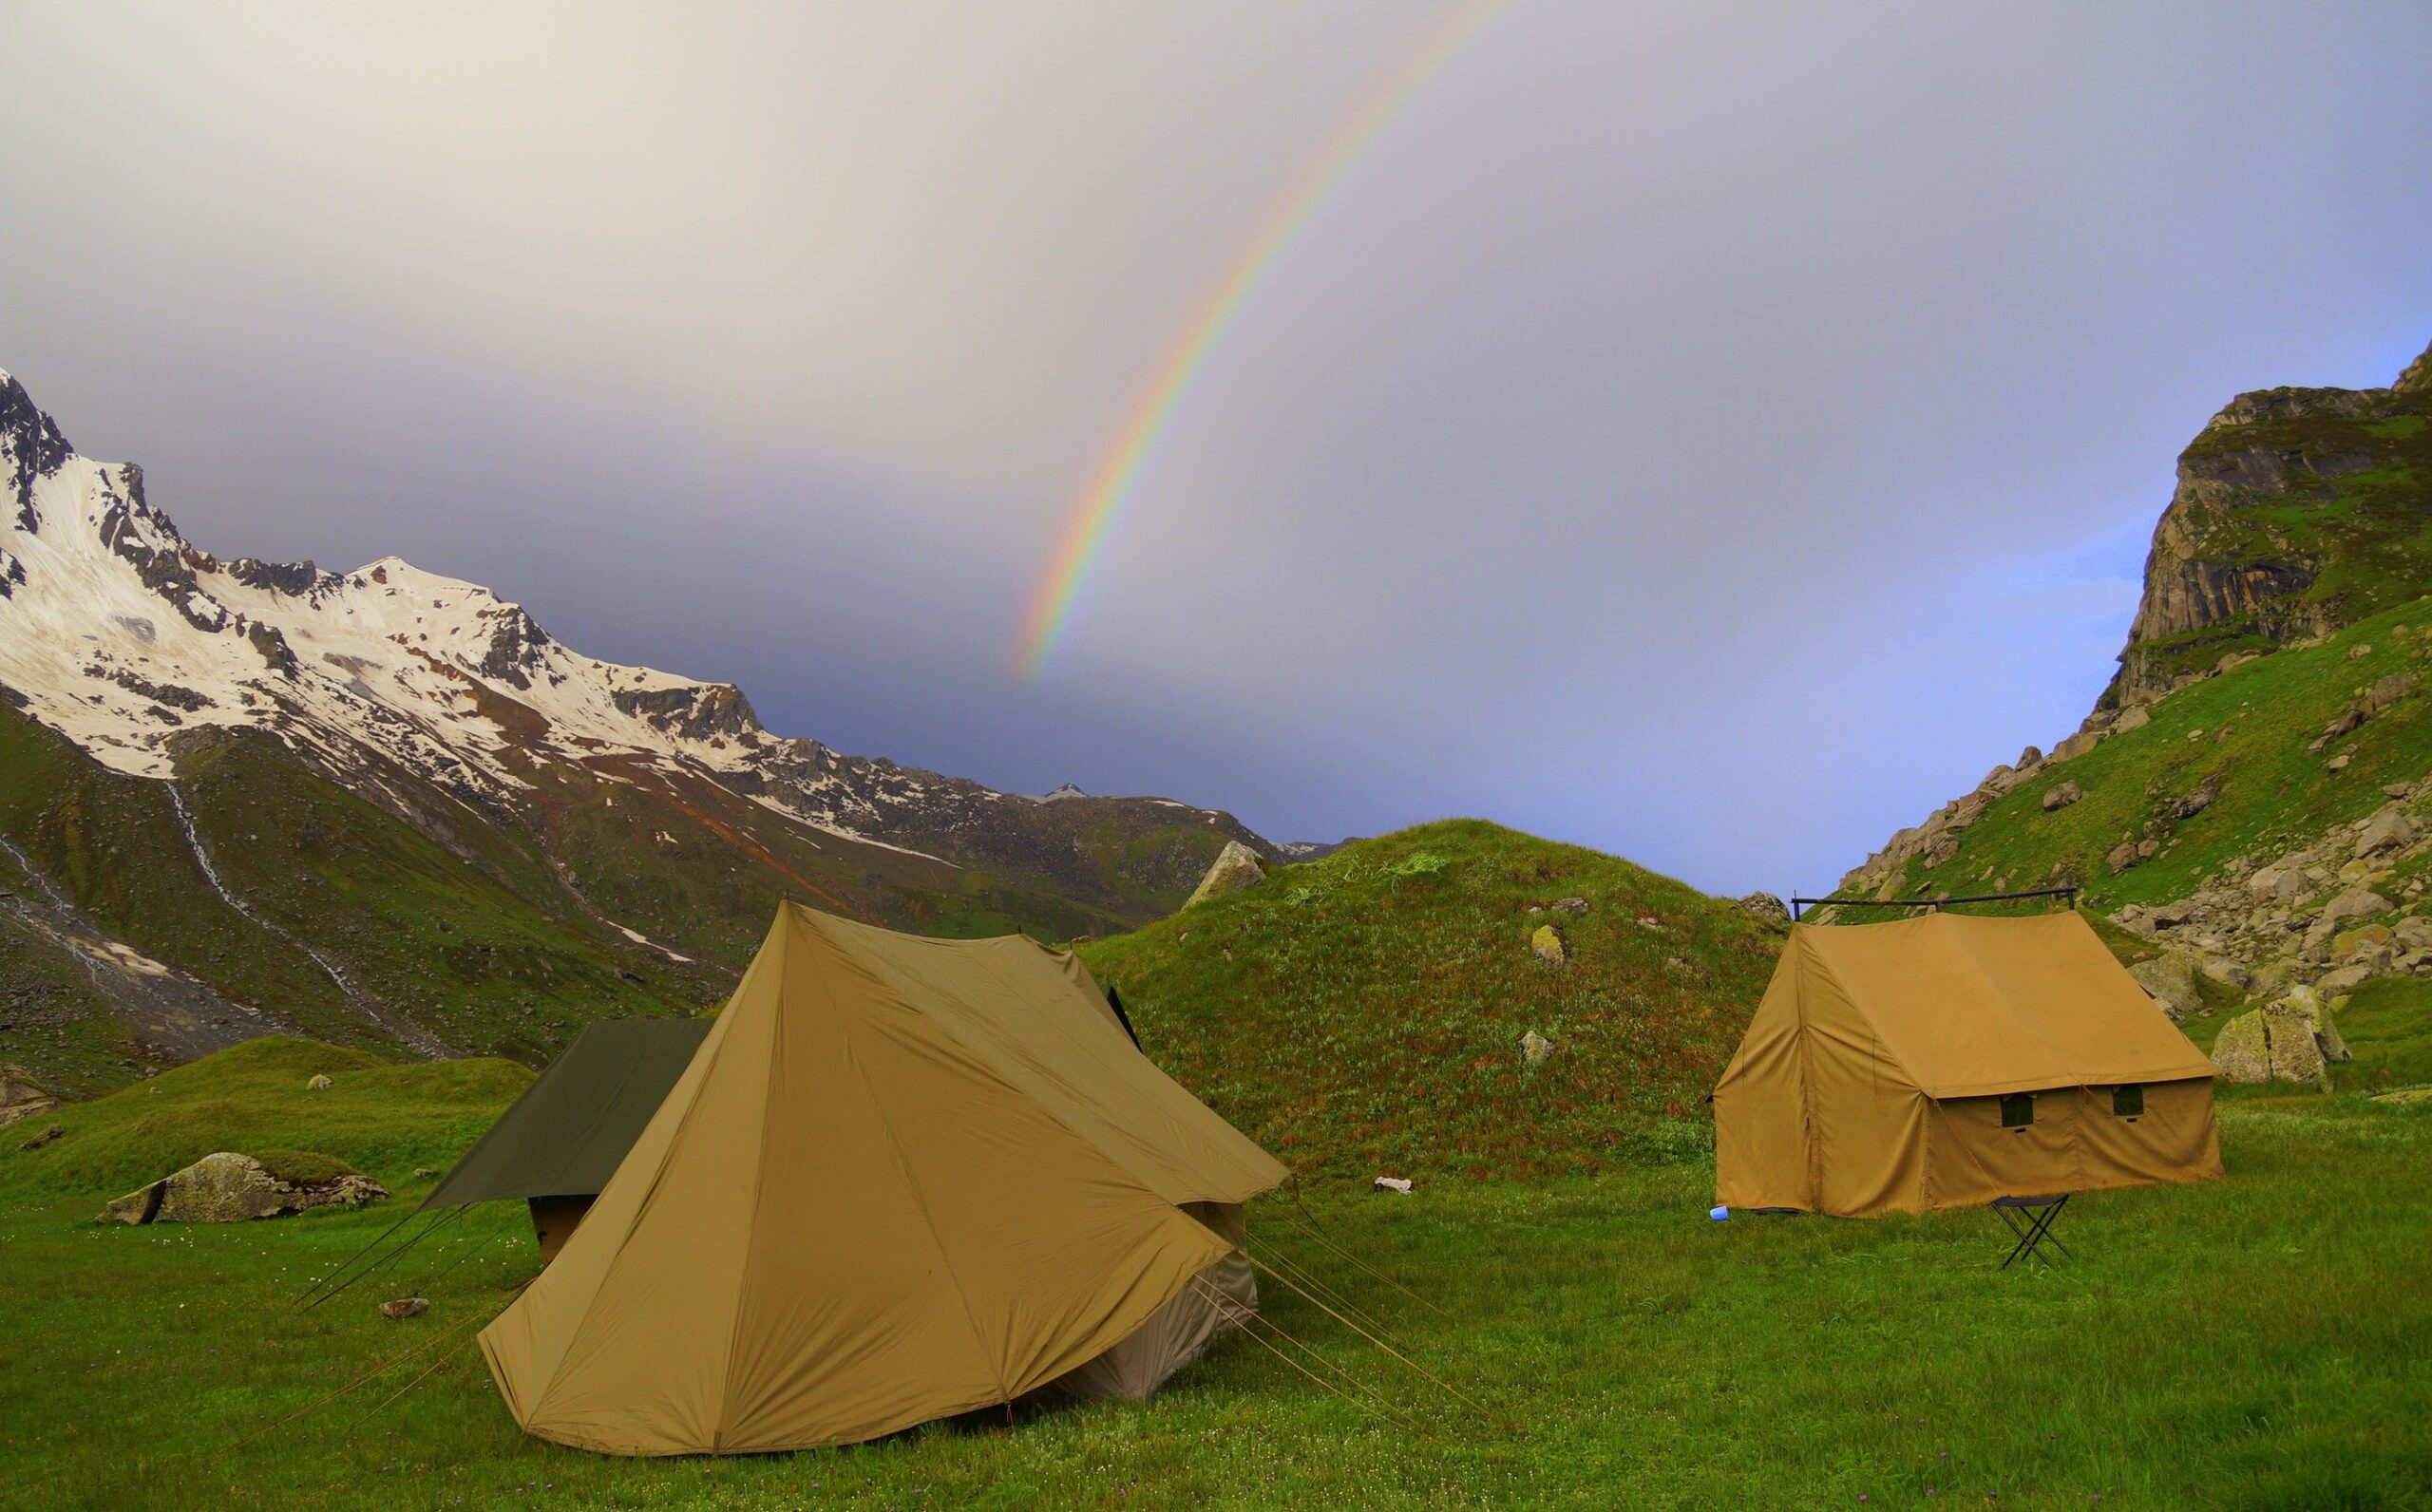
[2127,954,2200,1019]
[1185,841,1269,908]
[1530,924,1568,968]
[0,1066,63,1128]
[96,1151,388,1225]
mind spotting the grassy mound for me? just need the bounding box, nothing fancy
[1078,819,1782,1183]
[0,1036,528,1198]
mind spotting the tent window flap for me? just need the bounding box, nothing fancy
[1999,1092,2035,1129]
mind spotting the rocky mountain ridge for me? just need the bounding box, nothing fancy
[0,368,1294,1090]
[2105,336,2432,707]
[1835,338,2432,1022]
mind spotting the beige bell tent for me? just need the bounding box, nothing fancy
[1713,910,2222,1218]
[479,903,1285,1455]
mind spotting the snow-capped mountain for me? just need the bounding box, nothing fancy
[0,369,1280,1091]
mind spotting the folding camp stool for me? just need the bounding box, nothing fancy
[1991,1194,2072,1269]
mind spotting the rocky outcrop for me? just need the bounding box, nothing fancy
[2106,338,2432,707]
[96,1151,388,1224]
[1736,892,1791,925]
[1185,841,1268,908]
[0,1066,63,1128]
[2127,954,2200,1019]
[2112,788,2431,990]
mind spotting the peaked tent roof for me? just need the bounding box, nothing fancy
[423,1018,713,1211]
[1781,910,2214,1098]
[480,903,1284,1454]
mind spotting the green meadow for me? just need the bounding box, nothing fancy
[5,984,2428,1509]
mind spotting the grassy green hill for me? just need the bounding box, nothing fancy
[1077,820,1784,1182]
[0,1036,530,1200]
[1838,597,2432,919]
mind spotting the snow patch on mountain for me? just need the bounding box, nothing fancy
[0,368,1271,879]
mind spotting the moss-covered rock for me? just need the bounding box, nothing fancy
[95,1150,386,1225]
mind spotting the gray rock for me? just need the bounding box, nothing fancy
[378,1297,429,1320]
[2169,783,2218,820]
[17,1123,64,1151]
[2198,956,2252,991]
[2128,954,2200,1019]
[95,1152,388,1225]
[2107,842,2139,873]
[1549,896,1591,915]
[2355,809,2418,859]
[1521,1030,1555,1066]
[2314,963,2375,994]
[2114,707,2153,732]
[1185,841,1269,908]
[0,1067,63,1129]
[1734,893,1790,924]
[2320,889,2392,925]
[306,1074,333,1091]
[2209,1001,2335,1089]
[2052,730,2105,762]
[2360,671,2418,713]
[2042,781,2083,811]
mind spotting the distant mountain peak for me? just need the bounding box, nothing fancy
[0,367,1290,1081]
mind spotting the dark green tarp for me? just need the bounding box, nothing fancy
[422,1018,712,1211]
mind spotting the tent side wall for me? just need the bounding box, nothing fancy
[1795,944,1933,1218]
[1714,943,1816,1212]
[1052,1202,1255,1402]
[1924,1078,2221,1208]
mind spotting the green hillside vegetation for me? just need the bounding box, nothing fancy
[0,1036,530,1200]
[1078,820,1782,1181]
[2,972,2425,1506]
[1,686,1274,1098]
[1835,596,2432,925]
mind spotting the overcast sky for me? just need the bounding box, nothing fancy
[4,3,2428,895]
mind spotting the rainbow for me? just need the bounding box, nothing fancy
[1016,0,1506,677]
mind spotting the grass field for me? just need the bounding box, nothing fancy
[3,986,2426,1508]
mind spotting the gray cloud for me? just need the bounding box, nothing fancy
[4,1,2428,892]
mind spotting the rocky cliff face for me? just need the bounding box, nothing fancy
[2107,338,2432,707]
[1833,339,2432,1023]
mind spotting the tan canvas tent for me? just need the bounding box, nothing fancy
[1713,911,2222,1218]
[479,903,1285,1454]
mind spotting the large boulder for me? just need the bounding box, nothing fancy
[96,1152,388,1225]
[2209,992,2344,1089]
[2355,808,2418,859]
[2128,954,2201,1019]
[1184,841,1268,908]
[2042,781,2083,812]
[0,1067,63,1129]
